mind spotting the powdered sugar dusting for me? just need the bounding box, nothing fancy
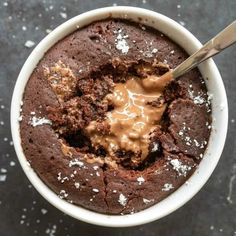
[0,175,7,182]
[24,40,35,48]
[45,224,57,236]
[170,159,191,176]
[118,193,127,206]
[162,183,174,191]
[74,182,80,189]
[143,198,154,204]
[114,29,129,54]
[59,190,68,199]
[137,176,145,185]
[69,159,84,168]
[30,116,52,127]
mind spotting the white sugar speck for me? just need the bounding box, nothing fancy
[137,176,145,185]
[177,4,181,8]
[170,159,191,176]
[114,29,129,54]
[30,116,52,127]
[74,182,80,189]
[10,161,16,166]
[60,12,67,19]
[69,159,84,167]
[162,183,174,191]
[93,166,99,171]
[0,175,7,182]
[41,208,48,215]
[219,103,225,111]
[231,119,235,123]
[22,26,27,31]
[3,2,8,6]
[151,48,158,54]
[192,93,205,105]
[92,188,99,193]
[46,29,52,34]
[45,224,57,236]
[179,21,186,26]
[118,193,127,206]
[151,142,159,152]
[59,190,68,199]
[24,40,35,48]
[210,225,214,230]
[143,198,154,204]
[1,168,7,173]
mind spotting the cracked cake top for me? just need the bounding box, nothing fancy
[19,19,211,214]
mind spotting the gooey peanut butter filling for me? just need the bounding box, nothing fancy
[85,71,173,164]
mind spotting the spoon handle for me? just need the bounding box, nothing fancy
[172,20,236,79]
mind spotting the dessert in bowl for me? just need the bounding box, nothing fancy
[11,7,228,227]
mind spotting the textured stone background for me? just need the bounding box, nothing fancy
[0,0,236,235]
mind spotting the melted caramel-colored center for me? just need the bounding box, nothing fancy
[85,71,173,163]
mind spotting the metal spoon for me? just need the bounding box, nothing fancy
[172,20,236,79]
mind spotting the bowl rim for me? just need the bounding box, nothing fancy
[11,6,228,227]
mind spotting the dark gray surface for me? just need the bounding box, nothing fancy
[0,0,236,235]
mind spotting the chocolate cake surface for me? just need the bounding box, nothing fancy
[20,19,212,214]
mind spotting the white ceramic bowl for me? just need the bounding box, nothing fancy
[11,6,228,227]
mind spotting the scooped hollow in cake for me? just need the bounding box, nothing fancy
[20,19,212,214]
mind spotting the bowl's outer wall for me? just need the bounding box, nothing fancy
[11,7,228,227]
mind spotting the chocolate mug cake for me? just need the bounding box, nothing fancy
[19,19,211,214]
